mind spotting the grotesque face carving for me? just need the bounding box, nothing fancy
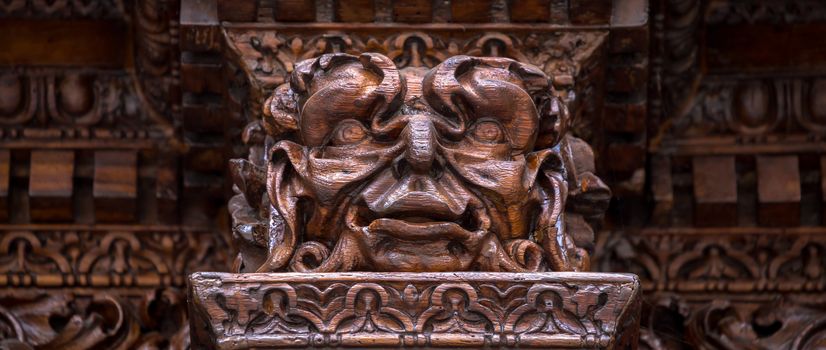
[230,53,610,273]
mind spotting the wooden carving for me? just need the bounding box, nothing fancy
[228,53,610,274]
[0,288,190,349]
[189,272,640,349]
[199,51,635,349]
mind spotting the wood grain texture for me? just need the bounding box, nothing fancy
[29,150,74,222]
[93,151,137,222]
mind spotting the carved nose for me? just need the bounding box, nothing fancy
[402,116,436,174]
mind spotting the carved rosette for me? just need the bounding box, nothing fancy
[228,52,610,274]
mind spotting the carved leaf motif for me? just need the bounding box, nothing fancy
[190,273,640,348]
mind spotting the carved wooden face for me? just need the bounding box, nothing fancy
[249,53,587,273]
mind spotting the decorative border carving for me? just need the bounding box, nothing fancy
[189,272,640,349]
[221,25,608,141]
[595,228,826,293]
[0,69,143,130]
[635,293,826,350]
[0,288,190,349]
[0,226,228,288]
[706,0,826,25]
[0,0,126,19]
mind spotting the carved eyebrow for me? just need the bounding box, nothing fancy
[424,62,544,153]
[288,53,405,147]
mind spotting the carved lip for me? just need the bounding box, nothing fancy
[354,202,485,241]
[367,218,481,241]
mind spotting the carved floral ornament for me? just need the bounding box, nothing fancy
[229,52,610,273]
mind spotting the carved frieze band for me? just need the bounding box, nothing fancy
[670,77,826,139]
[222,26,608,139]
[595,228,826,293]
[706,0,826,24]
[223,27,607,88]
[0,70,149,132]
[636,293,826,349]
[190,272,640,349]
[0,226,228,288]
[0,287,190,349]
[0,0,126,18]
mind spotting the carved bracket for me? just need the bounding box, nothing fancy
[189,272,641,349]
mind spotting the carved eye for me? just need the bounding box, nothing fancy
[469,120,505,143]
[331,120,369,145]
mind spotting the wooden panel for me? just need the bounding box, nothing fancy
[181,53,224,95]
[692,156,738,227]
[184,142,225,173]
[607,65,648,94]
[217,0,258,21]
[756,156,801,227]
[450,0,492,22]
[29,150,74,222]
[510,0,550,23]
[273,0,316,22]
[0,20,127,67]
[604,101,646,132]
[183,96,225,133]
[94,151,137,222]
[180,0,221,52]
[335,0,375,22]
[393,0,432,22]
[604,142,645,176]
[569,0,611,25]
[706,24,826,73]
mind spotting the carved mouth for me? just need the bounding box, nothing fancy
[341,202,491,271]
[350,204,486,241]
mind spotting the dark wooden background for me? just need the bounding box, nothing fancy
[0,0,824,349]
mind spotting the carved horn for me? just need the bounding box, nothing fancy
[271,53,404,147]
[423,56,554,152]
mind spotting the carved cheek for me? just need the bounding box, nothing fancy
[306,142,402,204]
[443,147,531,200]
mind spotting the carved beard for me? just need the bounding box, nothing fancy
[261,132,581,273]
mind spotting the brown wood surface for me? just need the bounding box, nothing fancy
[29,150,74,222]
[392,0,432,22]
[190,272,641,349]
[756,155,801,227]
[227,52,608,274]
[0,20,129,67]
[692,156,737,227]
[2,0,826,349]
[336,0,375,22]
[510,0,551,23]
[706,23,826,73]
[93,151,137,222]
